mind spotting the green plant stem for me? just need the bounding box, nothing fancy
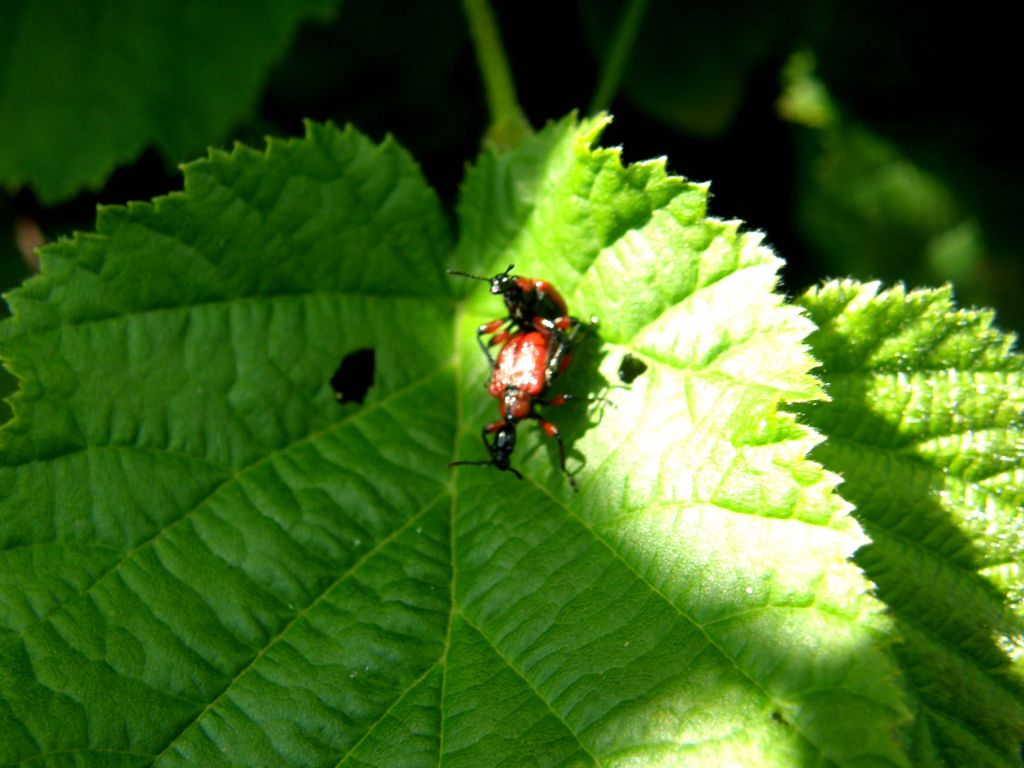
[588,0,650,115]
[461,0,531,149]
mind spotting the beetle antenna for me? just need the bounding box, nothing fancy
[446,269,490,282]
[446,263,516,282]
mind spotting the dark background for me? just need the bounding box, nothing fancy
[3,0,1021,332]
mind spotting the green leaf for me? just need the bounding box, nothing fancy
[0,121,454,766]
[1,117,909,764]
[0,222,30,427]
[451,115,909,765]
[0,0,337,204]
[793,280,1024,766]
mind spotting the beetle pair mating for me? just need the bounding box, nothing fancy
[447,264,593,488]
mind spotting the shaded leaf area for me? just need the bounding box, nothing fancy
[794,281,1024,766]
[778,52,1001,329]
[0,123,455,766]
[1,117,909,765]
[449,116,908,765]
[0,0,337,203]
[0,224,30,425]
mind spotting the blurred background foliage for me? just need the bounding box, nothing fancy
[2,0,1021,422]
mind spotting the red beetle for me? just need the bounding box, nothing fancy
[449,329,576,486]
[447,264,583,365]
[488,330,571,420]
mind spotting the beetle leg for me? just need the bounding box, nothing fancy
[536,393,568,407]
[534,316,585,378]
[533,417,576,490]
[475,318,508,367]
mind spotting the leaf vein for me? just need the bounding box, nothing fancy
[0,368,449,654]
[150,492,446,765]
[521,476,835,763]
[460,612,602,767]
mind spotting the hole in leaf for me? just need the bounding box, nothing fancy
[617,353,647,384]
[331,348,375,404]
